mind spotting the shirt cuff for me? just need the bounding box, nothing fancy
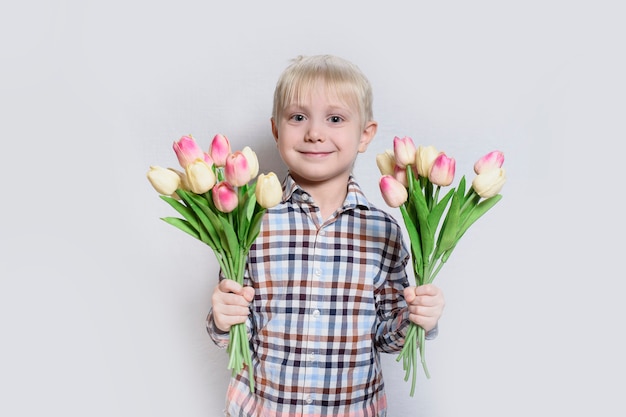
[206,309,230,348]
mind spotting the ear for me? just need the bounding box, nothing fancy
[271,118,279,142]
[358,120,377,153]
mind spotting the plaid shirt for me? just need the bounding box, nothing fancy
[208,175,422,417]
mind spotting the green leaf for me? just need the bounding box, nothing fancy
[435,189,461,258]
[427,188,454,235]
[245,207,266,249]
[410,185,434,263]
[457,194,502,240]
[177,190,219,248]
[160,217,201,241]
[400,205,423,276]
[159,195,200,231]
[217,215,240,259]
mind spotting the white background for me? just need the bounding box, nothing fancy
[1,1,624,416]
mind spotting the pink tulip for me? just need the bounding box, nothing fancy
[429,153,456,186]
[393,136,417,168]
[210,134,231,167]
[173,135,205,168]
[474,150,504,174]
[225,151,251,187]
[212,181,238,213]
[393,165,408,187]
[379,175,408,208]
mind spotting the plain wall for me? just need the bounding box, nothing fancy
[1,1,624,416]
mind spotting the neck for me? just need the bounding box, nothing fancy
[293,174,350,220]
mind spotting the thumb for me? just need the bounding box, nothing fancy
[241,286,255,302]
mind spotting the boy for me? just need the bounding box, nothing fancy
[207,55,445,416]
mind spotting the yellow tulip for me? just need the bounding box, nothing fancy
[147,166,181,196]
[185,160,216,194]
[472,168,506,198]
[241,146,260,179]
[376,149,396,176]
[255,172,282,208]
[415,145,439,177]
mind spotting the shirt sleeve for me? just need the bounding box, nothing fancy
[206,308,230,349]
[373,220,412,353]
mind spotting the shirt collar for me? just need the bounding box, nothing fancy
[281,174,371,210]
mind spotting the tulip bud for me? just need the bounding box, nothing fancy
[241,146,259,180]
[393,165,408,187]
[393,136,417,168]
[147,166,181,196]
[185,160,216,194]
[474,151,505,174]
[472,168,506,198]
[415,145,439,177]
[429,153,456,186]
[376,150,396,176]
[210,134,231,167]
[379,175,408,208]
[224,151,251,187]
[173,135,205,168]
[212,181,239,213]
[255,172,283,208]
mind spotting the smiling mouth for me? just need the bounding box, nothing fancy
[300,150,332,157]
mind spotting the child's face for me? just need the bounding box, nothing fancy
[271,81,376,189]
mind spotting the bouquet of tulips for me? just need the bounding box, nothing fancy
[377,136,506,396]
[146,133,283,392]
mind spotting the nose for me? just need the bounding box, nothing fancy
[305,122,325,142]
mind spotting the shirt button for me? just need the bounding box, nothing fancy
[312,309,320,318]
[305,395,313,404]
[314,269,321,276]
[307,353,316,362]
[319,230,326,236]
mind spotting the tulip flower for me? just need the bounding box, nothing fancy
[376,149,396,176]
[185,160,216,194]
[393,136,417,168]
[379,175,408,208]
[149,134,284,393]
[212,181,238,213]
[429,153,456,186]
[393,165,408,187]
[377,137,506,395]
[472,168,506,198]
[415,145,439,178]
[225,151,251,187]
[173,135,205,168]
[210,133,231,167]
[474,150,504,174]
[147,166,181,196]
[241,146,259,179]
[255,172,283,208]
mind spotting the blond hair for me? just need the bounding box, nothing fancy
[271,55,374,128]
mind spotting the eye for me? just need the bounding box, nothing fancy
[290,114,306,122]
[328,115,343,123]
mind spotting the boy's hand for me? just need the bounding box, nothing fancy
[404,284,445,332]
[211,279,255,332]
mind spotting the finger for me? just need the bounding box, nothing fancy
[218,278,245,295]
[241,286,255,302]
[414,284,439,296]
[404,286,417,303]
